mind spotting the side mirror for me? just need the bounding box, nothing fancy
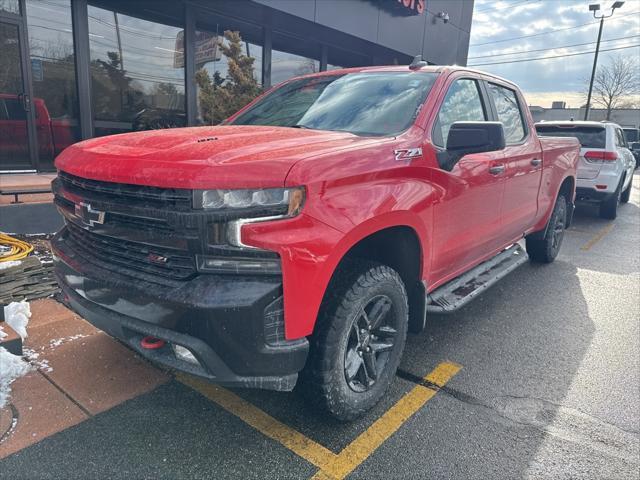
[438,121,505,171]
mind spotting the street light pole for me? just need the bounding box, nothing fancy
[584,2,625,121]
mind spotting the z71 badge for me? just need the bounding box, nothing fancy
[394,147,422,161]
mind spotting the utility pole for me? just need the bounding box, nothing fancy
[584,1,625,120]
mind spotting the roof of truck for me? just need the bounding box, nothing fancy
[291,65,519,89]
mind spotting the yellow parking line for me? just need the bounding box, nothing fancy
[179,361,461,480]
[581,223,614,251]
[177,374,338,470]
[312,361,462,480]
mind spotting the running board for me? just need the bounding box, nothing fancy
[426,244,528,313]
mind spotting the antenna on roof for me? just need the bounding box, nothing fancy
[409,55,428,70]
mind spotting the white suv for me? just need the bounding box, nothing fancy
[536,121,635,219]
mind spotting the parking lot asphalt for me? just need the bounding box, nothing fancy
[1,173,638,479]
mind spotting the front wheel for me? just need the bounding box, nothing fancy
[526,194,567,263]
[300,262,408,421]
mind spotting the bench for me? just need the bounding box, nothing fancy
[0,188,52,204]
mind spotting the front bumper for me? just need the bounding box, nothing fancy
[51,229,308,391]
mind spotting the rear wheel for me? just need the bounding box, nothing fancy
[620,176,632,204]
[526,194,567,263]
[300,261,408,421]
[600,179,623,219]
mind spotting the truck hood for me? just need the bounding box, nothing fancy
[55,125,380,189]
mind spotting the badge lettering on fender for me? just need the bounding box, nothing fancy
[394,147,423,161]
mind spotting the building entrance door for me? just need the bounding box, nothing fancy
[0,18,37,171]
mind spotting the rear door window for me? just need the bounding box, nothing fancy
[615,128,628,148]
[535,125,606,149]
[486,83,526,144]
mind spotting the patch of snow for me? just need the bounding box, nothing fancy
[0,325,6,341]
[0,260,21,271]
[22,348,53,373]
[48,334,89,349]
[3,301,31,340]
[0,347,33,409]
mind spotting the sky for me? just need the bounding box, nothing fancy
[469,0,640,107]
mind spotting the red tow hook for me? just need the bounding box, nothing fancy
[140,336,166,350]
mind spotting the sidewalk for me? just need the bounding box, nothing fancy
[0,299,169,458]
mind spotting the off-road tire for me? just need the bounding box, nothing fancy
[300,261,408,421]
[600,179,623,219]
[526,194,567,263]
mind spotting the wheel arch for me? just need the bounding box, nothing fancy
[315,219,428,336]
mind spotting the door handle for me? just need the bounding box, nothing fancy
[489,164,505,175]
[531,158,542,167]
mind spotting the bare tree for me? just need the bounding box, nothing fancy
[585,55,640,119]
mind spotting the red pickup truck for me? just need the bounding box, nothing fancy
[51,63,579,420]
[0,94,76,162]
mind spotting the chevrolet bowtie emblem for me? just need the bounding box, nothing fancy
[75,202,105,227]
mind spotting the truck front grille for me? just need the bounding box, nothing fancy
[59,171,193,210]
[65,222,196,284]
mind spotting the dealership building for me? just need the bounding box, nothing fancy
[1,0,474,173]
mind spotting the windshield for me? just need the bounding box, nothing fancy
[536,125,606,149]
[230,72,438,137]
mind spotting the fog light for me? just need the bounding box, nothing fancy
[172,344,199,365]
[196,255,281,275]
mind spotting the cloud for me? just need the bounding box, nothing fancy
[469,0,640,107]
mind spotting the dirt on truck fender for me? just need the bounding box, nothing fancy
[51,64,579,420]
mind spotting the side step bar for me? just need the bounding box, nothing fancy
[427,244,529,313]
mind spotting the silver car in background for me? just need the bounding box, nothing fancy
[535,121,635,219]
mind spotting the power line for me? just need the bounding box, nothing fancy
[470,12,640,47]
[475,0,538,14]
[468,43,639,66]
[468,34,640,59]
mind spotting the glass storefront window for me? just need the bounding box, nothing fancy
[25,0,80,170]
[0,0,19,15]
[271,49,319,85]
[88,5,185,137]
[195,26,262,124]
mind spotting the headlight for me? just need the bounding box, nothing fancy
[193,187,305,216]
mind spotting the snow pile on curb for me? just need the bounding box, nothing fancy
[0,347,33,409]
[0,301,33,409]
[4,300,31,340]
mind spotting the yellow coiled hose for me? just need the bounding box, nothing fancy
[0,233,34,262]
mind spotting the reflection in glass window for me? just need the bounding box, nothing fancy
[0,0,19,14]
[435,79,486,147]
[271,49,319,85]
[195,27,262,124]
[25,0,80,169]
[487,83,525,144]
[232,72,438,137]
[88,6,185,137]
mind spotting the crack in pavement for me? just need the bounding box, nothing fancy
[438,385,640,464]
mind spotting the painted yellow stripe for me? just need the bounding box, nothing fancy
[177,374,338,470]
[425,361,462,387]
[311,361,462,480]
[179,361,461,480]
[581,223,614,251]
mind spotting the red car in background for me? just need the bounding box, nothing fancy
[0,93,76,163]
